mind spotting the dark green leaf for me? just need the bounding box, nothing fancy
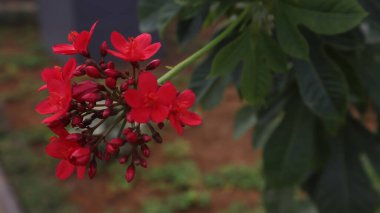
[264,187,296,213]
[138,0,181,33]
[233,106,257,139]
[210,30,250,77]
[257,34,288,73]
[275,7,309,59]
[295,34,348,123]
[264,96,316,187]
[176,10,206,45]
[307,126,379,213]
[278,0,367,35]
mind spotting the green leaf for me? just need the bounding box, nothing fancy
[263,96,316,187]
[279,0,367,35]
[275,7,309,59]
[138,0,181,33]
[264,187,296,213]
[176,11,205,45]
[253,112,284,149]
[200,75,232,110]
[275,0,367,58]
[210,30,250,77]
[307,126,379,213]
[294,35,348,123]
[233,106,257,139]
[257,34,288,73]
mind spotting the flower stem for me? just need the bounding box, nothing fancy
[157,5,252,84]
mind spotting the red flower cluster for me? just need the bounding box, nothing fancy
[36,21,202,182]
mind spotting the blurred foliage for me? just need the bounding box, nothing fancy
[138,0,380,212]
[0,127,77,213]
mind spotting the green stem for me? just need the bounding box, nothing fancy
[158,5,251,84]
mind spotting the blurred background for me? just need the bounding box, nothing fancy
[0,0,264,212]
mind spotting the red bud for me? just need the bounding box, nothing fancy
[142,134,151,143]
[118,155,129,164]
[102,108,112,118]
[125,164,135,182]
[158,122,164,129]
[65,133,83,142]
[85,66,101,78]
[106,143,119,155]
[81,93,102,102]
[104,69,120,78]
[140,159,148,168]
[105,77,117,89]
[69,147,91,166]
[100,41,108,57]
[88,159,97,179]
[105,98,113,107]
[152,132,163,143]
[108,138,123,147]
[146,59,160,70]
[107,61,115,69]
[126,132,138,144]
[141,144,150,157]
[71,115,82,126]
[74,64,86,76]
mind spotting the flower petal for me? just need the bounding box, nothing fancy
[76,166,86,180]
[89,21,98,37]
[36,99,58,115]
[169,114,183,135]
[52,44,78,55]
[130,108,150,123]
[124,89,143,107]
[142,43,161,60]
[56,160,75,180]
[180,111,202,126]
[110,31,129,53]
[151,104,169,123]
[157,82,177,105]
[73,31,90,50]
[107,49,129,61]
[138,72,157,94]
[177,89,196,109]
[63,58,76,79]
[134,33,152,49]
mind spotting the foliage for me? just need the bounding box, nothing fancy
[139,0,380,212]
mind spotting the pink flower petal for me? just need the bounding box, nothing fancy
[36,99,58,115]
[110,31,130,53]
[157,82,177,105]
[151,104,169,123]
[130,108,150,123]
[63,58,76,79]
[169,114,183,134]
[180,111,202,126]
[76,166,86,180]
[56,160,75,180]
[52,44,78,55]
[142,43,161,60]
[176,89,196,109]
[134,33,152,49]
[107,49,129,61]
[138,72,158,94]
[124,89,144,107]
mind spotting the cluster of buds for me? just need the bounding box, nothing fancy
[36,21,202,182]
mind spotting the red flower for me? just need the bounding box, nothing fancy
[124,72,176,123]
[52,21,98,55]
[36,58,76,125]
[107,32,161,62]
[45,136,90,180]
[168,90,202,134]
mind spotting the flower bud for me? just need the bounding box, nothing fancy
[105,77,117,89]
[107,61,115,69]
[102,108,112,118]
[88,159,97,179]
[85,66,101,78]
[142,134,151,143]
[146,59,160,70]
[125,164,135,182]
[140,158,148,168]
[65,133,83,142]
[104,69,120,78]
[70,147,91,166]
[126,113,134,123]
[126,132,138,144]
[108,138,123,147]
[100,41,108,57]
[118,155,129,164]
[71,115,82,126]
[127,77,134,85]
[141,144,150,157]
[120,81,129,91]
[106,143,119,155]
[105,98,113,107]
[81,93,102,102]
[152,132,163,143]
[74,64,86,76]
